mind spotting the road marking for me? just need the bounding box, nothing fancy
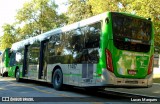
[5,82,54,94]
[0,78,15,81]
[1,81,113,103]
[92,102,104,104]
[58,94,71,97]
[0,87,5,90]
[5,81,74,97]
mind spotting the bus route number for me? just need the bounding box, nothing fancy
[68,64,77,69]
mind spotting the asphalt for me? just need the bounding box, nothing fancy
[105,83,160,99]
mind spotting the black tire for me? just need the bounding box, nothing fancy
[2,73,4,77]
[16,69,21,82]
[2,73,5,77]
[2,72,8,77]
[52,69,63,90]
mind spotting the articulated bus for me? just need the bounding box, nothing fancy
[0,48,11,77]
[9,12,154,90]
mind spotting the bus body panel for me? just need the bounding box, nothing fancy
[108,40,152,78]
[0,48,10,76]
[8,66,17,77]
[47,64,99,87]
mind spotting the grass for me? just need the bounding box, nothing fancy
[153,78,160,83]
[153,74,160,83]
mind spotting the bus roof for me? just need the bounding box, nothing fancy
[11,12,107,51]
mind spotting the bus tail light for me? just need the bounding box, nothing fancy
[106,49,114,72]
[148,55,153,75]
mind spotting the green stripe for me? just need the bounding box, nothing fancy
[63,73,100,78]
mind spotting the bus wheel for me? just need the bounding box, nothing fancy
[16,69,21,82]
[2,72,8,77]
[52,69,63,90]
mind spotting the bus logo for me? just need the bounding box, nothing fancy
[2,97,9,102]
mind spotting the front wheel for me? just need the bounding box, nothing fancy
[52,69,63,90]
[16,69,21,82]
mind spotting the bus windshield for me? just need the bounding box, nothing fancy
[112,12,152,52]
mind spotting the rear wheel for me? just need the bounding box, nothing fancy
[16,69,21,82]
[52,69,63,90]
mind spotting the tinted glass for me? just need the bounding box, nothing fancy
[112,13,152,43]
[28,41,40,65]
[112,13,152,52]
[9,52,16,66]
[47,22,101,64]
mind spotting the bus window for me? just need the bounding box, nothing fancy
[112,13,151,52]
[9,52,16,67]
[83,22,101,63]
[84,22,101,48]
[28,41,40,65]
[48,34,72,64]
[15,50,24,64]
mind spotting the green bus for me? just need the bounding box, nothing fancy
[9,12,154,90]
[0,48,11,77]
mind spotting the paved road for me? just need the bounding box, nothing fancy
[105,83,160,99]
[0,77,159,104]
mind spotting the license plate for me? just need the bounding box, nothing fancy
[128,70,137,75]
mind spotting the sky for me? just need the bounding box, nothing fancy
[0,0,28,35]
[0,0,68,36]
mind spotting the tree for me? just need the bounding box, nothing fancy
[0,24,17,50]
[88,0,120,15]
[15,0,67,39]
[66,0,93,24]
[122,0,160,46]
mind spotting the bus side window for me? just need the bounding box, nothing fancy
[17,49,24,65]
[83,22,101,63]
[9,52,16,66]
[48,36,56,57]
[70,29,84,63]
[9,51,12,58]
[48,34,66,64]
[28,41,40,65]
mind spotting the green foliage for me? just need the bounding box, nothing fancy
[0,24,17,50]
[67,0,93,24]
[15,0,67,39]
[88,0,120,15]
